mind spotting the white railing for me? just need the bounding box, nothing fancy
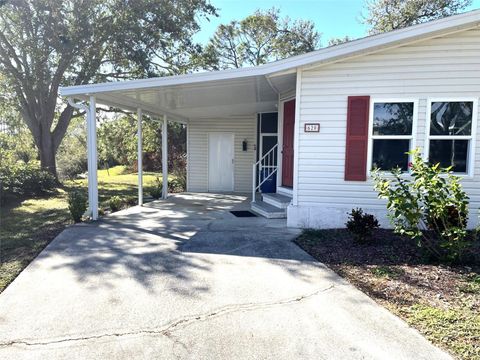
[252,144,278,202]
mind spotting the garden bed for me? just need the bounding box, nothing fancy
[296,229,480,360]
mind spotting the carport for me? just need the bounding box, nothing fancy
[60,67,297,220]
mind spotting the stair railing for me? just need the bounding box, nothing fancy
[252,144,278,203]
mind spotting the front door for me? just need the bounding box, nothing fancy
[282,99,295,187]
[208,133,234,191]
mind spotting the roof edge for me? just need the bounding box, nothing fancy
[60,9,480,97]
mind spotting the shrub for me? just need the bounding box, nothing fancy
[373,149,472,262]
[149,176,163,199]
[68,190,87,222]
[0,159,57,197]
[108,196,123,212]
[345,208,379,244]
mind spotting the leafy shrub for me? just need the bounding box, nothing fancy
[149,176,163,199]
[107,195,136,212]
[168,177,185,193]
[108,196,123,212]
[345,208,379,244]
[373,149,472,262]
[0,159,57,197]
[68,190,87,222]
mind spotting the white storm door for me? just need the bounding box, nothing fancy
[208,133,234,192]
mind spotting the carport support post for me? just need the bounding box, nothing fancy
[137,108,143,206]
[162,114,168,199]
[87,96,99,220]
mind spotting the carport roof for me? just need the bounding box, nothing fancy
[59,9,480,120]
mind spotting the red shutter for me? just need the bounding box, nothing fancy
[344,96,370,181]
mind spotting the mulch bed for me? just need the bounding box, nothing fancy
[295,229,480,360]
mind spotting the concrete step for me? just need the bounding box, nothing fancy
[262,193,292,209]
[251,201,286,219]
[277,186,293,197]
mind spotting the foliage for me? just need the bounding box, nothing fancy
[149,176,163,199]
[0,0,216,176]
[67,189,87,222]
[363,0,472,34]
[373,149,472,262]
[108,195,123,212]
[328,36,354,46]
[56,117,87,179]
[1,153,57,197]
[203,8,320,70]
[345,208,380,244]
[169,153,187,193]
[97,116,186,175]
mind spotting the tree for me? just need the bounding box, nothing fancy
[203,8,320,70]
[0,0,216,178]
[363,0,472,34]
[328,36,354,46]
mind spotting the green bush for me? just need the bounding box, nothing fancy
[0,159,57,197]
[108,196,123,212]
[345,208,379,244]
[373,149,472,262]
[148,176,163,199]
[68,190,87,222]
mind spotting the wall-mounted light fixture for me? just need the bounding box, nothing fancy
[242,139,248,151]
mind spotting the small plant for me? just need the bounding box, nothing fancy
[345,208,379,244]
[373,149,472,263]
[149,176,163,199]
[68,190,87,222]
[108,196,123,212]
[370,265,404,279]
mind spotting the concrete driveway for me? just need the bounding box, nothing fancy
[0,193,451,360]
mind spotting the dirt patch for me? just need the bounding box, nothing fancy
[296,229,480,360]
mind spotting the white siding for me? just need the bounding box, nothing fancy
[187,117,256,193]
[291,28,480,228]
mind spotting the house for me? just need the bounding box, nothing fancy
[60,10,480,228]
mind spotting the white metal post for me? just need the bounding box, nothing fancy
[162,114,168,199]
[88,96,99,220]
[137,108,143,206]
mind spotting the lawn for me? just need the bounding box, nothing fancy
[296,229,480,360]
[0,166,166,293]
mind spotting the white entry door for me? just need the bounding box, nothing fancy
[208,133,234,192]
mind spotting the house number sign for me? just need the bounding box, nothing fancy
[304,123,320,132]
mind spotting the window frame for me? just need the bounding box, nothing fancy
[424,97,478,177]
[366,98,419,175]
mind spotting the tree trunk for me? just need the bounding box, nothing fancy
[38,130,58,180]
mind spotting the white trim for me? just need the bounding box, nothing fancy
[88,96,98,220]
[60,10,480,97]
[292,69,301,206]
[424,97,478,177]
[162,115,168,199]
[186,120,190,192]
[137,108,143,206]
[277,93,297,189]
[366,98,419,176]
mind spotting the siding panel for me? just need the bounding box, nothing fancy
[297,28,480,222]
[187,117,255,193]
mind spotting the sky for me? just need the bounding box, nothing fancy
[194,0,480,46]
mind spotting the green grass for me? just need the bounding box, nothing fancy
[0,165,166,292]
[370,265,405,279]
[402,304,480,360]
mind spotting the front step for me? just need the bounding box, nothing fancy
[262,193,292,209]
[251,200,286,219]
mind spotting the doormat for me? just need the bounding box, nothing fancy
[230,210,257,218]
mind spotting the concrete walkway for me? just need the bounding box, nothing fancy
[0,193,451,360]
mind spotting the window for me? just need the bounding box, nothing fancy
[426,100,477,174]
[368,100,416,171]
